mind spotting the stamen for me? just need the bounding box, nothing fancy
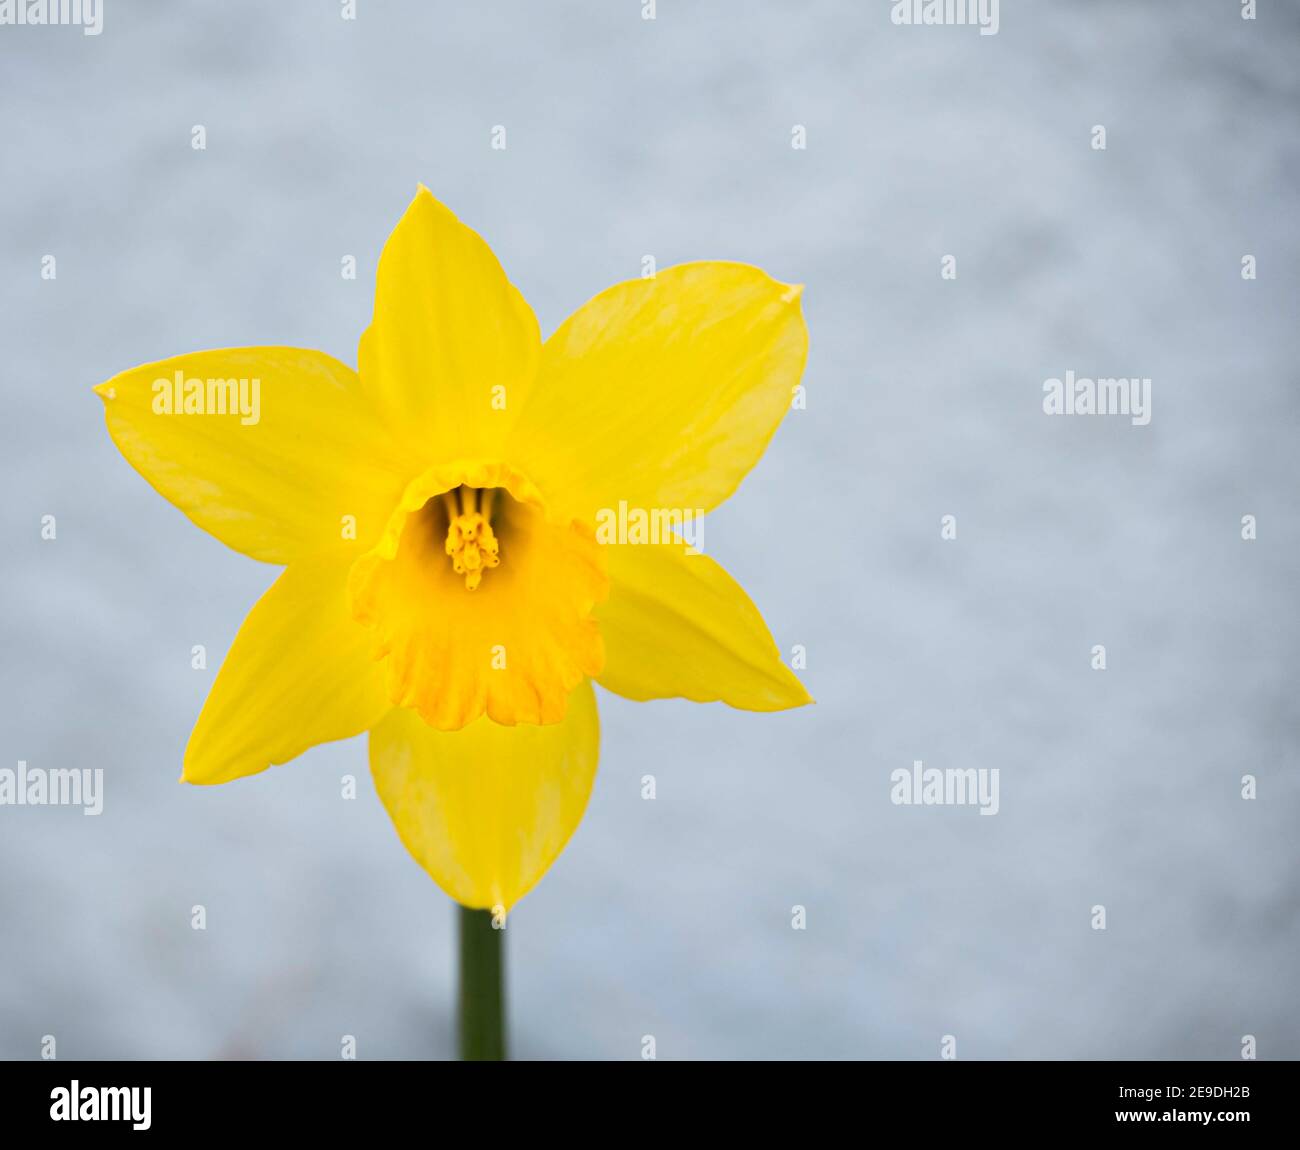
[443,487,501,591]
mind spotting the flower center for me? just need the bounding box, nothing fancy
[443,486,501,590]
[347,461,608,730]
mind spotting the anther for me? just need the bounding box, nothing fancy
[444,487,500,591]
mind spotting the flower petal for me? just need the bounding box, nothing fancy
[369,680,600,910]
[596,541,811,711]
[184,553,391,785]
[96,348,408,564]
[508,262,807,521]
[359,186,541,465]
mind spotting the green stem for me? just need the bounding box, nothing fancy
[458,906,506,1061]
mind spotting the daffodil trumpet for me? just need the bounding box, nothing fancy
[96,186,812,1059]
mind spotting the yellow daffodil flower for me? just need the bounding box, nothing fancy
[95,187,811,912]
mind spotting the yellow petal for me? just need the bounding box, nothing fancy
[96,348,408,564]
[508,262,807,521]
[596,540,812,711]
[359,186,541,465]
[184,553,391,785]
[369,680,600,910]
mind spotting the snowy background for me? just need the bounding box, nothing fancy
[1,0,1297,1059]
